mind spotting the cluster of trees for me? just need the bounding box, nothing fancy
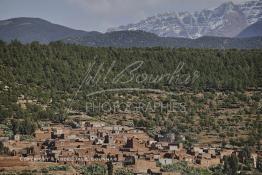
[222,155,239,175]
[162,161,212,175]
[80,164,133,175]
[10,118,36,135]
[80,164,107,175]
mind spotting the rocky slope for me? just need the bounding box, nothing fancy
[238,20,262,37]
[108,0,262,39]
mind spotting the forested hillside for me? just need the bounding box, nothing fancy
[0,40,262,127]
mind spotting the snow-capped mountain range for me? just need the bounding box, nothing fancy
[108,0,262,39]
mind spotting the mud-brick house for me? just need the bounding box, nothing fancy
[10,146,34,157]
[184,154,193,163]
[155,133,175,143]
[169,144,179,151]
[169,143,183,151]
[123,155,136,166]
[4,141,37,156]
[94,137,105,145]
[220,149,234,159]
[51,128,64,139]
[114,136,125,146]
[251,152,258,168]
[122,137,148,153]
[111,125,126,134]
[116,153,125,162]
[14,134,20,141]
[154,142,169,150]
[123,132,150,143]
[85,121,105,128]
[192,147,204,155]
[174,148,187,161]
[159,158,173,165]
[0,137,9,142]
[104,134,114,145]
[132,159,160,174]
[142,152,159,161]
[88,132,98,141]
[34,128,52,141]
[0,129,5,136]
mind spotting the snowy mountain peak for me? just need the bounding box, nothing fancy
[108,0,262,39]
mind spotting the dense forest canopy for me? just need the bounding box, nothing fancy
[0,40,262,126]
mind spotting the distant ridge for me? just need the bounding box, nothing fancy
[237,21,262,38]
[63,31,262,49]
[1,17,262,49]
[108,0,262,39]
[0,17,93,43]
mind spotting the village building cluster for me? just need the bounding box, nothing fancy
[0,120,261,174]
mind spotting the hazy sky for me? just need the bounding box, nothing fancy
[0,0,248,32]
